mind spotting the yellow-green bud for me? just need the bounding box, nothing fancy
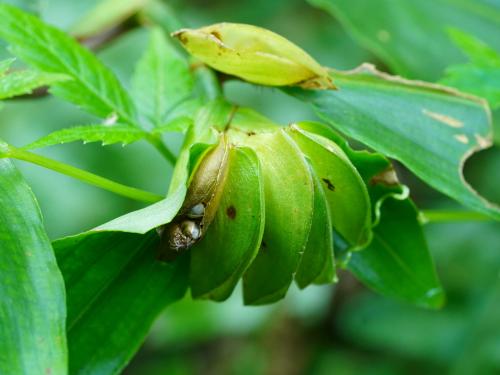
[172,22,336,89]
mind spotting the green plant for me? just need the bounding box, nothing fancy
[0,2,498,374]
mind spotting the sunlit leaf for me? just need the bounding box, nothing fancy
[0,157,67,374]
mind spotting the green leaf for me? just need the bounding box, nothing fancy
[54,231,188,375]
[0,4,137,123]
[309,0,500,80]
[190,146,265,301]
[296,121,444,307]
[348,188,445,309]
[288,64,499,219]
[0,69,69,99]
[441,29,500,109]
[0,58,15,76]
[132,27,195,129]
[23,123,148,150]
[242,130,314,305]
[286,125,371,248]
[0,158,67,374]
[70,0,150,38]
[94,183,186,234]
[295,163,336,288]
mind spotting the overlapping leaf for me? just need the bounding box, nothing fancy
[0,67,68,100]
[289,65,499,220]
[0,156,67,374]
[298,122,444,308]
[190,146,264,300]
[132,27,195,129]
[0,4,137,123]
[242,130,315,305]
[54,231,188,375]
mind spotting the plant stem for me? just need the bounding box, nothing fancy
[1,146,163,204]
[419,209,494,224]
[147,134,177,165]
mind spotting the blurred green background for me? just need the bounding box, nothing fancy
[1,0,499,374]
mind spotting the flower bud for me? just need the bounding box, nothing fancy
[172,23,335,89]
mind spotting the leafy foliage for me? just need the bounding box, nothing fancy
[0,157,67,375]
[298,122,443,307]
[23,124,148,149]
[132,27,195,129]
[0,2,498,375]
[0,65,69,100]
[289,65,499,219]
[441,29,500,110]
[54,231,188,375]
[0,4,137,123]
[309,0,500,80]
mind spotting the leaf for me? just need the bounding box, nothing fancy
[296,122,444,307]
[286,125,371,248]
[0,69,69,99]
[190,146,265,301]
[242,130,315,305]
[94,183,186,234]
[0,157,67,374]
[288,64,500,219]
[54,230,188,375]
[348,187,445,309]
[294,164,336,288]
[0,58,15,76]
[23,123,148,150]
[309,0,500,80]
[132,27,195,129]
[0,4,137,123]
[70,0,150,38]
[441,29,500,109]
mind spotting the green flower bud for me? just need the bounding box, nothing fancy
[172,23,336,89]
[161,107,370,304]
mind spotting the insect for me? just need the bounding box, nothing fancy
[157,204,206,262]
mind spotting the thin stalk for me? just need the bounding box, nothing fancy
[1,146,163,204]
[147,134,177,165]
[419,209,494,224]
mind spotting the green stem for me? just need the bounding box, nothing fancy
[419,209,494,224]
[1,146,163,204]
[147,134,177,165]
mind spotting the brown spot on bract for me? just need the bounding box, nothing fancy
[247,131,256,136]
[226,205,236,220]
[322,178,335,191]
[210,31,222,41]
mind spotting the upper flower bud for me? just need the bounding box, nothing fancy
[172,22,336,89]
